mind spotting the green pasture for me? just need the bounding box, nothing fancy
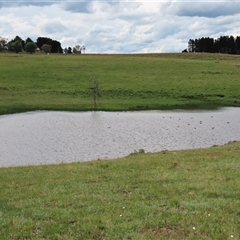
[0,141,240,239]
[0,52,240,114]
[1,52,240,238]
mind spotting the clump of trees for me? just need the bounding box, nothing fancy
[0,35,86,55]
[36,37,62,53]
[3,36,36,53]
[64,47,73,54]
[0,35,63,54]
[64,45,86,54]
[188,35,240,54]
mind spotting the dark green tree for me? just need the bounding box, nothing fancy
[36,37,52,49]
[228,36,236,54]
[36,37,62,53]
[25,42,37,53]
[67,47,72,54]
[24,37,34,48]
[10,40,23,53]
[51,40,63,53]
[218,36,227,53]
[8,36,24,52]
[13,36,24,49]
[236,36,240,54]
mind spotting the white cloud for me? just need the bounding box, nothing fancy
[1,1,240,53]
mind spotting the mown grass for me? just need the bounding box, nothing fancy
[0,141,240,239]
[1,52,240,115]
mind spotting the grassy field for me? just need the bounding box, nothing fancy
[1,53,240,239]
[1,52,240,115]
[0,141,239,239]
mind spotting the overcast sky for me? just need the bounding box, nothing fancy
[1,0,240,53]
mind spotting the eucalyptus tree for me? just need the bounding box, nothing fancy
[41,44,52,53]
[0,37,8,51]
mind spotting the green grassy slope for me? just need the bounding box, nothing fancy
[0,141,239,239]
[1,52,240,114]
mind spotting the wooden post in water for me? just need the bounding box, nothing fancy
[93,77,100,109]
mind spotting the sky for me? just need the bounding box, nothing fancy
[1,0,240,53]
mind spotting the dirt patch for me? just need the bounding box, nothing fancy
[140,226,190,238]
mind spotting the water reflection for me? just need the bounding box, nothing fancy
[0,108,240,167]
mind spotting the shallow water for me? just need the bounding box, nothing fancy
[0,108,240,167]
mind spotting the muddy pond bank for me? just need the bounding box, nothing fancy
[0,108,240,167]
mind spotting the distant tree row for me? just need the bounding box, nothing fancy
[0,35,86,54]
[0,35,63,53]
[63,45,86,54]
[187,35,240,54]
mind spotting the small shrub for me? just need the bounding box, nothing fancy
[129,149,145,156]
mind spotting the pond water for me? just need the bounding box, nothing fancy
[0,108,240,167]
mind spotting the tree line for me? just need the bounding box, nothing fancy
[0,35,85,54]
[187,35,240,54]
